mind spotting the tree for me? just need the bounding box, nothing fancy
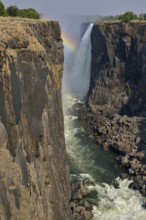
[0,0,6,16]
[18,8,40,19]
[6,6,19,17]
[119,11,137,22]
[0,1,40,19]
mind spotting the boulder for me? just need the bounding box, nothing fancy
[82,178,95,186]
[130,159,142,171]
[83,210,93,220]
[121,155,129,166]
[135,151,145,160]
[72,189,82,200]
[81,200,93,211]
[128,168,135,175]
[77,181,90,197]
[129,182,139,190]
[133,175,144,187]
[119,173,129,180]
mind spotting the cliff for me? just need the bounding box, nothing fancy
[78,22,146,195]
[0,17,72,220]
[88,22,146,116]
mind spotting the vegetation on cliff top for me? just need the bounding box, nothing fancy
[101,11,146,23]
[0,0,40,19]
[0,0,6,16]
[118,12,137,22]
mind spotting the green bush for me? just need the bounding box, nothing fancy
[0,0,40,19]
[0,0,6,16]
[6,6,19,17]
[119,11,137,22]
[18,8,40,19]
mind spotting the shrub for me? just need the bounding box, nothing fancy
[18,8,40,19]
[6,6,19,17]
[119,11,137,22]
[0,0,40,19]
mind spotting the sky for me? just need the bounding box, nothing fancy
[2,0,146,19]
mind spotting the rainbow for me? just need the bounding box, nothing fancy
[61,31,77,53]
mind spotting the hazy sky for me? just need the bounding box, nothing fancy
[2,0,146,19]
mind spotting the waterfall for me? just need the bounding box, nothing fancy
[64,23,93,97]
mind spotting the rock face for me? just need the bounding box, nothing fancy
[79,22,146,195]
[0,17,72,220]
[87,22,146,153]
[88,22,146,116]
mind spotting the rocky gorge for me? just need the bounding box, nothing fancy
[1,16,146,220]
[77,22,146,198]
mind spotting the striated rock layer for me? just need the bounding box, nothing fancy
[0,17,72,220]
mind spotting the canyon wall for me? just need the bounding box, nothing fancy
[0,17,72,220]
[88,22,146,116]
[80,22,146,194]
[86,21,146,153]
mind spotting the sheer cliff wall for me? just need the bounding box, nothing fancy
[88,22,146,116]
[83,22,146,184]
[0,17,72,220]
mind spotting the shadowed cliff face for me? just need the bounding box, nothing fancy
[82,22,146,195]
[0,17,72,220]
[88,22,146,116]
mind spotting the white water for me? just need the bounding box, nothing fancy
[62,24,146,220]
[91,178,146,220]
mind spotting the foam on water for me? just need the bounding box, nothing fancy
[91,178,146,220]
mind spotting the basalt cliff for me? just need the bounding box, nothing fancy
[0,17,72,220]
[89,22,146,116]
[79,22,146,195]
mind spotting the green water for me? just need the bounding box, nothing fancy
[64,95,124,183]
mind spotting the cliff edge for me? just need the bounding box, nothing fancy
[0,17,72,220]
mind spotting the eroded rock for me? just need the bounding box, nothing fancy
[70,178,94,220]
[0,17,72,220]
